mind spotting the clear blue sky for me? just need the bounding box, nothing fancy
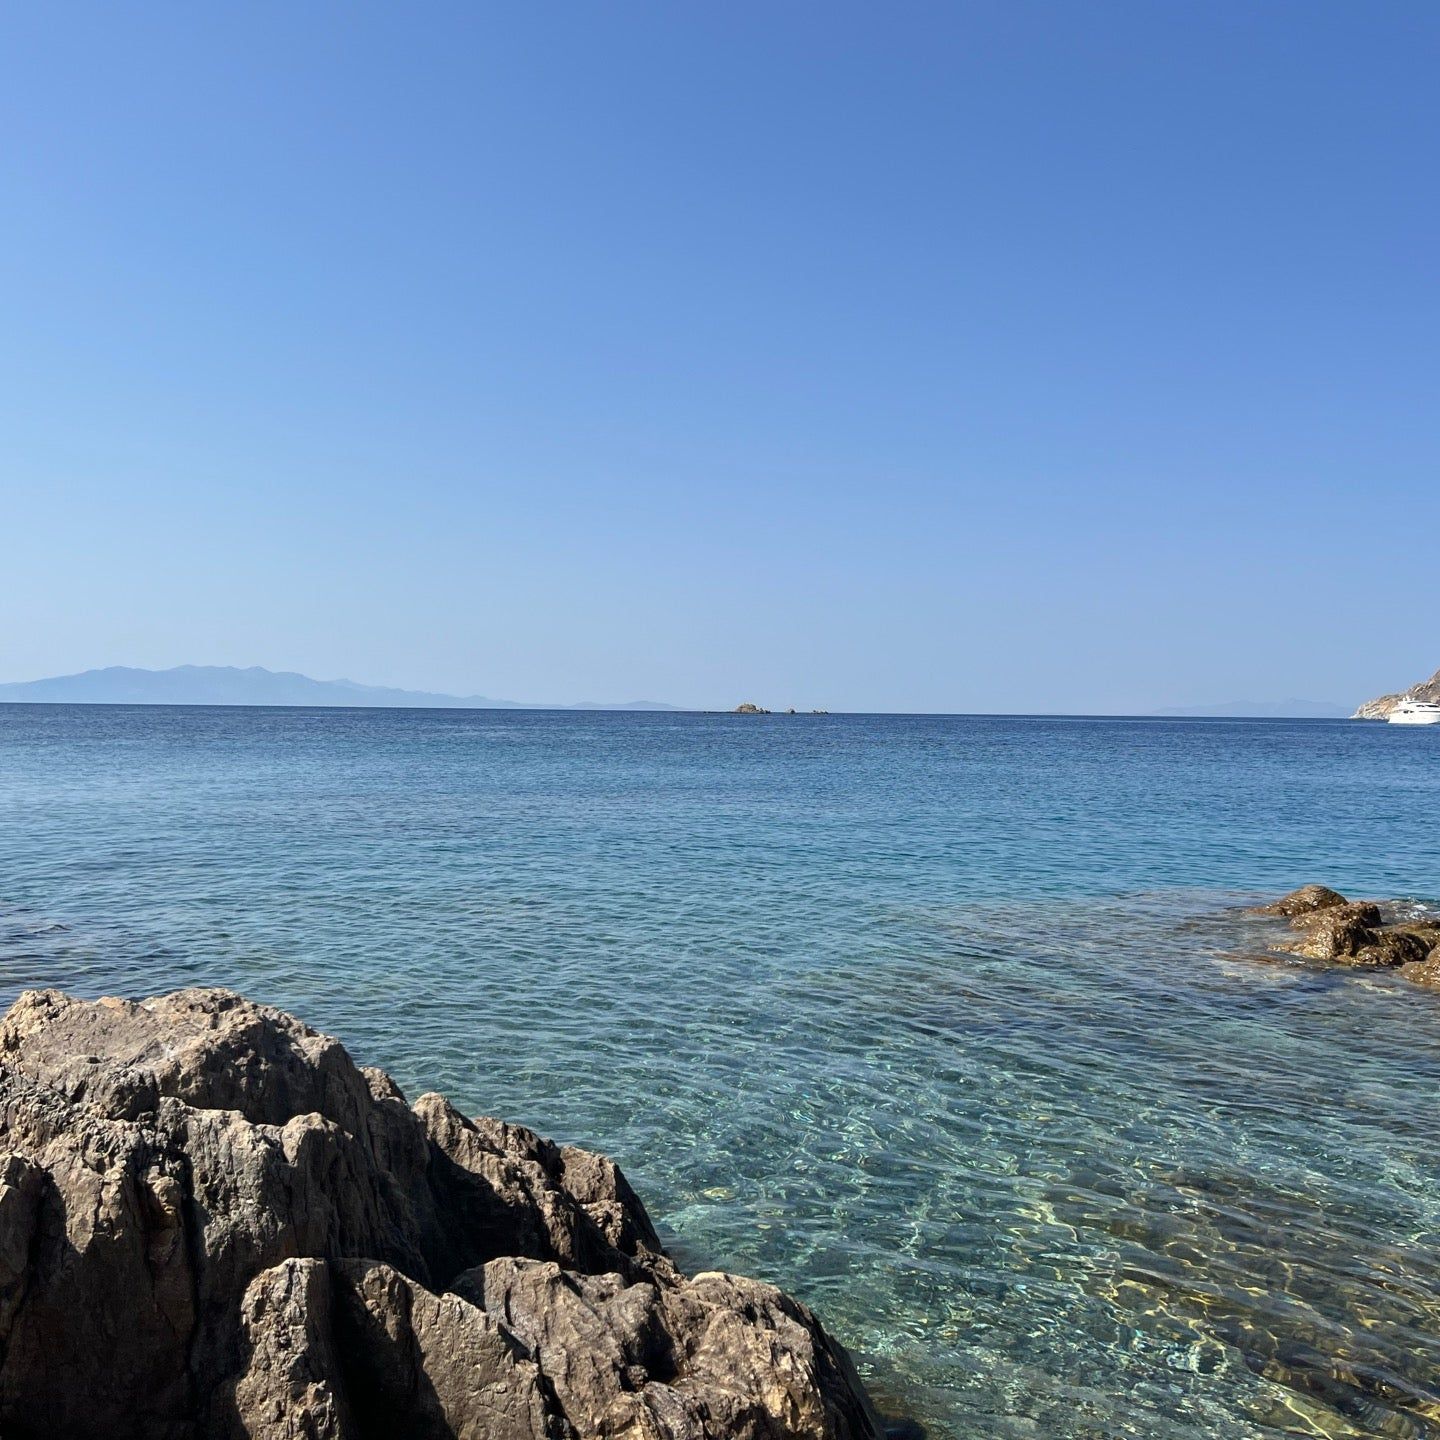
[3,3,1435,712]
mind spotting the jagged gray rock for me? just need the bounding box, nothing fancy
[0,988,885,1440]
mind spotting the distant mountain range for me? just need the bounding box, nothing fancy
[1152,700,1350,718]
[0,666,681,711]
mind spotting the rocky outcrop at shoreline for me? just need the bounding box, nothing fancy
[1352,665,1440,719]
[0,988,888,1440]
[1249,887,1440,983]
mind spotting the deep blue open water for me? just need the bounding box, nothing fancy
[2,705,1439,1439]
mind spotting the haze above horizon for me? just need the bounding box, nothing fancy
[3,4,1436,713]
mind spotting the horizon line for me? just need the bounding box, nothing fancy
[0,700,1367,721]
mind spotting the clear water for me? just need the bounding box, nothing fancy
[2,705,1439,1440]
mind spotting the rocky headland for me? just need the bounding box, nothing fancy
[0,988,890,1440]
[1248,885,1440,985]
[1352,665,1440,719]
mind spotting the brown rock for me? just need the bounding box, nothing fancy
[1280,902,1385,962]
[1398,947,1440,988]
[230,1259,353,1440]
[0,988,884,1440]
[330,1260,553,1439]
[1251,885,1350,918]
[1392,922,1440,952]
[1353,928,1436,969]
[467,1257,880,1440]
[1251,891,1440,983]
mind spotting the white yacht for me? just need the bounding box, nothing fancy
[1389,700,1440,725]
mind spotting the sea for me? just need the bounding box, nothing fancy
[2,704,1438,1439]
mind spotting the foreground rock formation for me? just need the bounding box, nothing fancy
[0,988,887,1440]
[1352,665,1440,719]
[1250,887,1440,984]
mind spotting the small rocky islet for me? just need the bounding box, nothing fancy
[0,988,894,1440]
[1246,884,1440,985]
[731,704,829,715]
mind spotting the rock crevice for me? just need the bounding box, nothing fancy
[0,988,884,1440]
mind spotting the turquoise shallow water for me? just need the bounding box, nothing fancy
[2,705,1439,1438]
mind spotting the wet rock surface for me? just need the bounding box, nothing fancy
[0,988,886,1440]
[1248,887,1440,979]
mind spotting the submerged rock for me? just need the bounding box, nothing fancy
[0,988,885,1440]
[1399,950,1440,988]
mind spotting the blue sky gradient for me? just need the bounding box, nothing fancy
[3,3,1436,711]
